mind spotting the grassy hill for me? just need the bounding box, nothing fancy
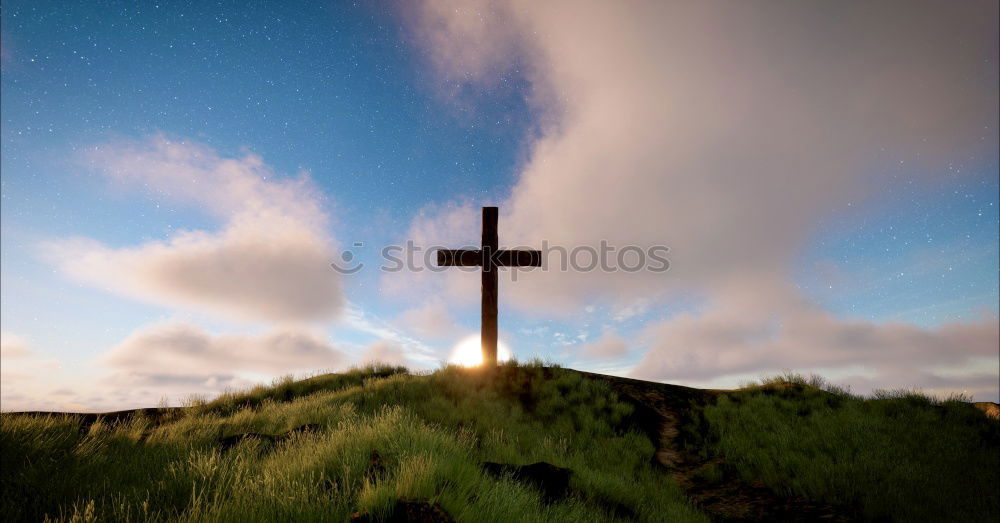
[2,362,998,522]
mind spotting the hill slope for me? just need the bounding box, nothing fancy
[2,363,998,522]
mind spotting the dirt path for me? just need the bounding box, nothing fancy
[572,370,850,522]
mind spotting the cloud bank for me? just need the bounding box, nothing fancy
[0,331,31,360]
[632,281,997,383]
[69,321,348,411]
[1,331,58,385]
[17,137,351,410]
[1,332,64,411]
[578,331,629,359]
[101,321,345,379]
[407,0,999,396]
[357,340,412,368]
[48,136,342,323]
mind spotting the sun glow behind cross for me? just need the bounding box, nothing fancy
[449,334,513,367]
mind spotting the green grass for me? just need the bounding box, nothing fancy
[687,372,1000,522]
[5,365,998,522]
[1,362,705,522]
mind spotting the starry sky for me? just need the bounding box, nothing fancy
[2,0,998,411]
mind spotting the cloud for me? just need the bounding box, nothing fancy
[395,298,462,340]
[85,323,416,410]
[837,371,1000,403]
[611,300,650,323]
[634,293,998,383]
[406,0,999,396]
[357,340,411,368]
[101,321,345,378]
[0,332,58,383]
[85,135,328,229]
[380,201,481,305]
[631,280,999,398]
[578,331,628,359]
[0,331,31,359]
[77,321,349,409]
[406,1,526,86]
[341,303,443,367]
[1,332,67,411]
[412,0,998,310]
[46,136,342,323]
[48,223,341,323]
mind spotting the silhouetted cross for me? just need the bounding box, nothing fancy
[436,207,541,367]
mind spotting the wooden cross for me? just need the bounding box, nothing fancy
[436,207,541,367]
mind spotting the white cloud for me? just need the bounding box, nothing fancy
[0,332,67,411]
[406,0,999,397]
[380,201,482,306]
[13,137,353,409]
[0,332,59,384]
[85,135,328,229]
[412,0,998,310]
[0,331,31,359]
[837,371,1000,403]
[101,321,345,378]
[341,303,442,367]
[2,322,351,412]
[357,340,411,368]
[578,331,628,359]
[611,300,649,323]
[395,298,462,340]
[631,281,999,399]
[45,136,342,323]
[80,321,348,409]
[47,222,341,323]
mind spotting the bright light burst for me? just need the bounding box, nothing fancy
[448,334,513,367]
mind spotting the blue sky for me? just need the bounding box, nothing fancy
[798,173,998,326]
[2,1,998,410]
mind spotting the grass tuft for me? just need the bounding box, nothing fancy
[690,374,1000,521]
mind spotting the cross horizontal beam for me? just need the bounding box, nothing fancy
[436,249,542,268]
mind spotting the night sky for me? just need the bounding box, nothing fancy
[2,0,997,411]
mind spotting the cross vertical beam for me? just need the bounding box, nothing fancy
[481,207,499,368]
